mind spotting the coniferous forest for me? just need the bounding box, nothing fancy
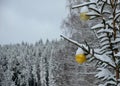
[0,39,97,86]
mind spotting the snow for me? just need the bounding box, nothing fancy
[89,4,96,9]
[97,28,113,34]
[95,68,113,80]
[104,81,116,86]
[118,0,120,3]
[60,34,82,47]
[80,6,89,13]
[111,37,120,44]
[103,10,111,14]
[115,12,120,21]
[104,0,111,4]
[114,52,120,57]
[106,20,113,27]
[94,54,115,67]
[100,41,109,46]
[89,6,100,13]
[100,44,110,51]
[90,0,97,3]
[72,2,96,9]
[91,24,104,30]
[76,48,84,54]
[116,10,120,14]
[100,37,109,43]
[104,51,112,55]
[116,24,120,30]
[87,11,100,16]
[98,33,107,39]
[98,84,104,86]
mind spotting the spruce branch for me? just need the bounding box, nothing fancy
[60,34,115,68]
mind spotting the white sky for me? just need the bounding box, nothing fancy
[0,0,67,44]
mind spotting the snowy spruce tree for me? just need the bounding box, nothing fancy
[61,0,120,85]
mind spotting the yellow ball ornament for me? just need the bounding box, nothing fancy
[80,6,90,21]
[75,54,87,64]
[80,12,90,21]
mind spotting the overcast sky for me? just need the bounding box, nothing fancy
[0,0,67,44]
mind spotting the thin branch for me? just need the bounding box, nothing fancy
[72,2,96,9]
[93,55,115,69]
[60,34,82,48]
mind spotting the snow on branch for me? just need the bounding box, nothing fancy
[94,54,115,67]
[91,24,104,30]
[72,2,96,9]
[95,68,114,81]
[60,34,83,48]
[86,12,101,17]
[115,13,120,21]
[60,34,115,68]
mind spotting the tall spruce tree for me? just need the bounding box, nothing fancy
[61,0,120,85]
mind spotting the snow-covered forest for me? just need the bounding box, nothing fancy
[0,39,97,86]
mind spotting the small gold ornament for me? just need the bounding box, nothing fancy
[80,12,90,21]
[80,6,90,21]
[75,54,87,64]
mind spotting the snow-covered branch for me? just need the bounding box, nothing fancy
[72,2,96,9]
[60,34,82,48]
[60,34,115,68]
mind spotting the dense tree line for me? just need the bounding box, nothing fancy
[0,38,96,86]
[0,40,67,86]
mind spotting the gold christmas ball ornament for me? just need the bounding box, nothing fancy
[80,6,90,21]
[80,12,90,21]
[75,54,87,64]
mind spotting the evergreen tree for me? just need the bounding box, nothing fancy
[61,0,120,85]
